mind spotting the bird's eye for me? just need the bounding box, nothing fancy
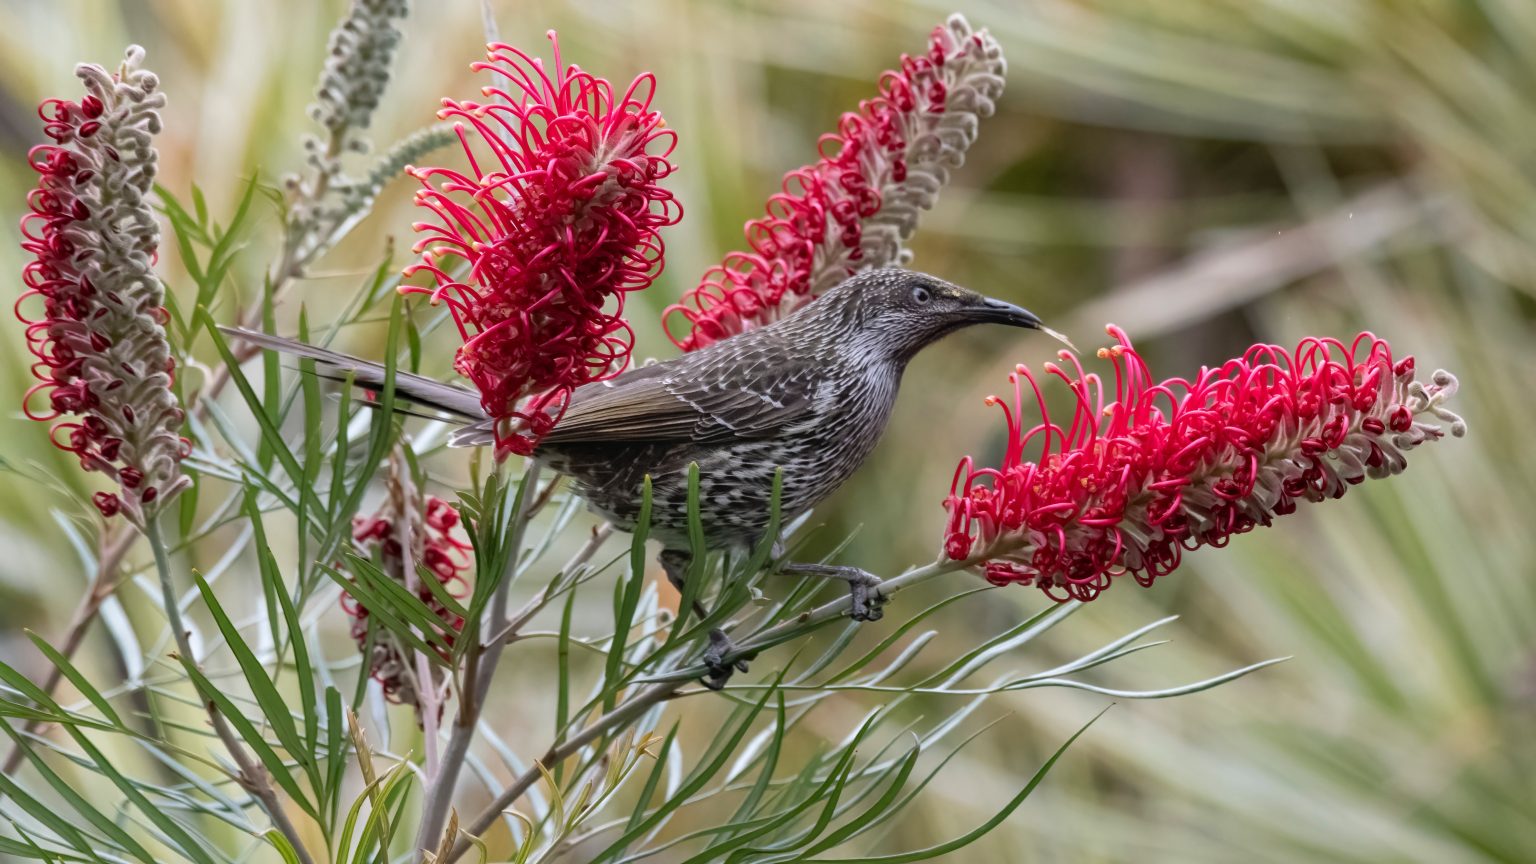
[912,287,932,304]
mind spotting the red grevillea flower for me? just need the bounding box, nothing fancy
[343,483,471,710]
[944,326,1466,602]
[403,33,680,457]
[663,14,1006,352]
[17,46,189,526]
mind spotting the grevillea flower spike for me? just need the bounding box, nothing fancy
[18,46,189,526]
[343,451,471,715]
[944,326,1466,602]
[404,34,680,457]
[664,14,1007,352]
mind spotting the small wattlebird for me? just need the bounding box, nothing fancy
[226,267,1056,687]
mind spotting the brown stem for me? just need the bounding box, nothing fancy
[1,524,136,774]
[210,710,317,864]
[413,461,542,858]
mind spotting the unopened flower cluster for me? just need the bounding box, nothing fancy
[344,491,471,708]
[308,0,410,144]
[664,14,1006,351]
[288,0,416,257]
[17,47,188,525]
[944,326,1466,602]
[405,34,680,456]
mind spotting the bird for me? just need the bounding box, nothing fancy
[224,267,1052,687]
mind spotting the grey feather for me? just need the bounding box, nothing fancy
[223,268,1047,555]
[218,326,487,420]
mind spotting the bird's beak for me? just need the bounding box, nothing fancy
[972,296,1043,330]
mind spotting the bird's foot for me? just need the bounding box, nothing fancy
[846,570,885,622]
[701,628,752,690]
[781,563,886,622]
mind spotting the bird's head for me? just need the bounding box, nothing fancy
[808,268,1046,363]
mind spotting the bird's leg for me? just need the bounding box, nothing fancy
[778,561,886,622]
[659,549,750,690]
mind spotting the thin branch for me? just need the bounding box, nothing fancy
[487,522,615,647]
[414,460,542,858]
[448,554,972,861]
[1,524,137,774]
[652,557,969,685]
[393,449,445,777]
[145,516,319,864]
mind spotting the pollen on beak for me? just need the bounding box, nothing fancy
[972,296,1075,350]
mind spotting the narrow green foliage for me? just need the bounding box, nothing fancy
[557,587,576,753]
[324,686,350,832]
[808,708,1109,863]
[322,558,453,662]
[23,631,122,727]
[154,178,258,347]
[679,463,708,628]
[605,476,653,709]
[591,669,786,862]
[52,723,219,864]
[415,560,471,621]
[191,570,319,793]
[199,310,327,521]
[258,274,281,472]
[296,305,325,570]
[0,728,137,860]
[176,658,321,821]
[330,295,406,533]
[266,830,305,864]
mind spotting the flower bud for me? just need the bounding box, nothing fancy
[18,46,188,526]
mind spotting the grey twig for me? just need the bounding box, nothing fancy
[146,517,318,864]
[413,461,542,858]
[447,555,972,860]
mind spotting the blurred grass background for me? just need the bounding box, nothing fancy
[2,0,1533,861]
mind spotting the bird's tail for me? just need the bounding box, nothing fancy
[218,327,495,445]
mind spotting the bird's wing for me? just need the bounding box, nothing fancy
[541,355,823,445]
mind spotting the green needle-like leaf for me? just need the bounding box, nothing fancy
[192,570,317,793]
[0,731,129,860]
[808,707,1109,863]
[23,631,123,728]
[198,309,326,518]
[179,660,321,821]
[605,476,653,710]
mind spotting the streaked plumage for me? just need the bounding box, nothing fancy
[225,267,1048,686]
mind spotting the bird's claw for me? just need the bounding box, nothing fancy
[701,628,752,690]
[780,561,887,623]
[847,571,885,622]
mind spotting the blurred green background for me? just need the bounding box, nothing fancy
[3,0,1534,861]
